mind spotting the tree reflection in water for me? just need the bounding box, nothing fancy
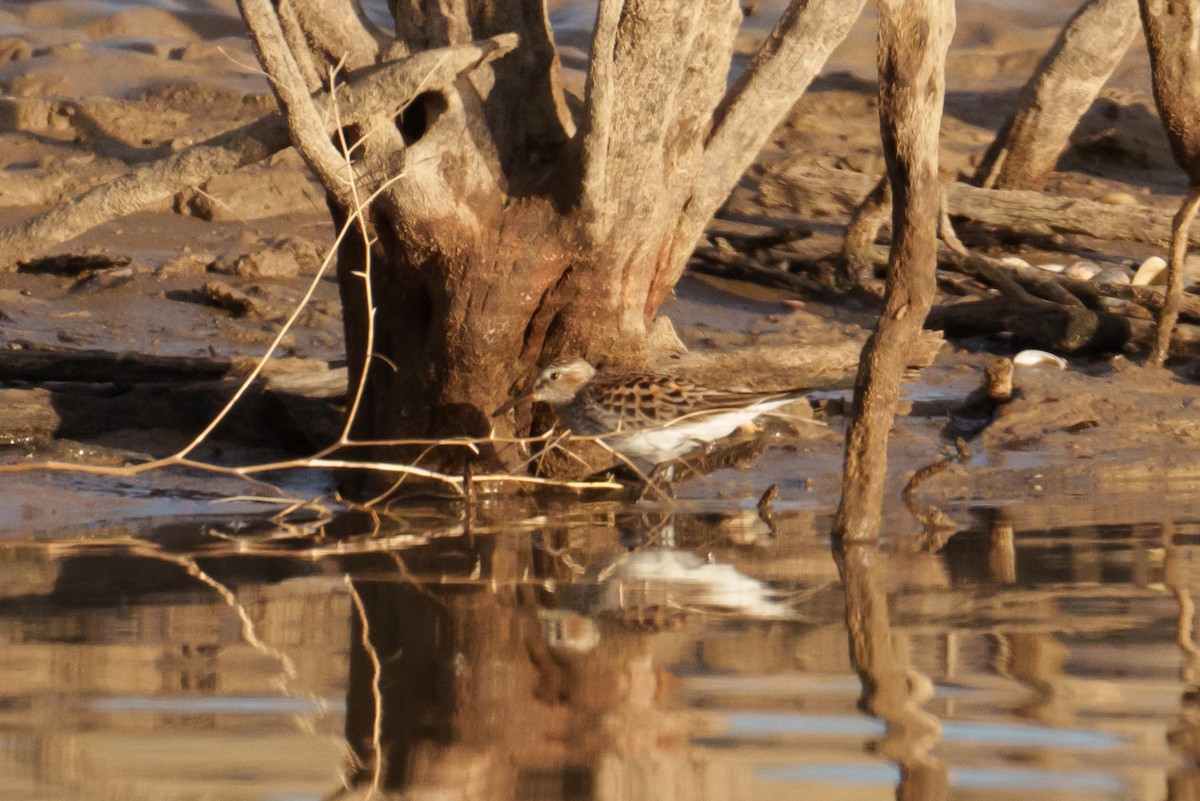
[10,501,1200,799]
[334,509,800,800]
[836,540,947,801]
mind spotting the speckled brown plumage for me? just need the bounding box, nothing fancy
[495,357,810,464]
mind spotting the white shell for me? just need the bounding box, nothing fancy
[1094,267,1131,284]
[1063,260,1101,280]
[1035,262,1066,274]
[1013,349,1068,369]
[1099,191,1138,206]
[997,256,1031,269]
[1132,255,1168,286]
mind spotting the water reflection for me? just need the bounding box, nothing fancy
[3,504,1200,799]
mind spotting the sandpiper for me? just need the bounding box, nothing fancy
[493,357,809,465]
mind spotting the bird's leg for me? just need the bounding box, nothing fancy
[639,462,678,503]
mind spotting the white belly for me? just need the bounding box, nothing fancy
[600,397,795,463]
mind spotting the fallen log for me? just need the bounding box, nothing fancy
[0,346,234,384]
[758,160,1200,250]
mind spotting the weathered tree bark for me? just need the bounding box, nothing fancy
[974,0,1141,190]
[232,0,868,480]
[0,116,287,272]
[833,0,954,541]
[1139,0,1200,366]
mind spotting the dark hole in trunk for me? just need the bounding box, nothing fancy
[397,92,448,146]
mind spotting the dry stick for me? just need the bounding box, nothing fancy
[329,59,384,446]
[833,0,953,541]
[213,494,338,526]
[171,174,400,462]
[1150,187,1200,365]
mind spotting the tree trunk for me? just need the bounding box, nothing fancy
[974,0,1141,190]
[833,0,954,540]
[1139,0,1200,366]
[234,0,867,481]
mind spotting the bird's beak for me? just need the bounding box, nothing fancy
[492,392,532,418]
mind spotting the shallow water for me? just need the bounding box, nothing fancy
[4,500,1200,801]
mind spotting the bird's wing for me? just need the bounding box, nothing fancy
[586,373,804,427]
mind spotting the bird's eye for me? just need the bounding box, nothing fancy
[548,371,561,381]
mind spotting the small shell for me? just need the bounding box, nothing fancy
[1094,267,1131,284]
[1035,262,1066,274]
[1063,260,1101,280]
[1132,255,1168,286]
[1099,191,1138,206]
[1013,349,1068,369]
[997,255,1031,269]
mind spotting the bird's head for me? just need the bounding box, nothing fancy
[529,357,596,405]
[492,357,597,417]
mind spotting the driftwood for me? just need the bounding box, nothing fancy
[699,199,1197,356]
[689,242,834,296]
[0,38,516,271]
[760,161,1200,250]
[0,346,234,383]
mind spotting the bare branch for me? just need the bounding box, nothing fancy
[338,35,517,124]
[579,0,621,220]
[1149,186,1200,364]
[238,0,354,199]
[762,161,1200,250]
[1140,0,1200,365]
[285,0,387,71]
[276,0,324,91]
[685,0,867,236]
